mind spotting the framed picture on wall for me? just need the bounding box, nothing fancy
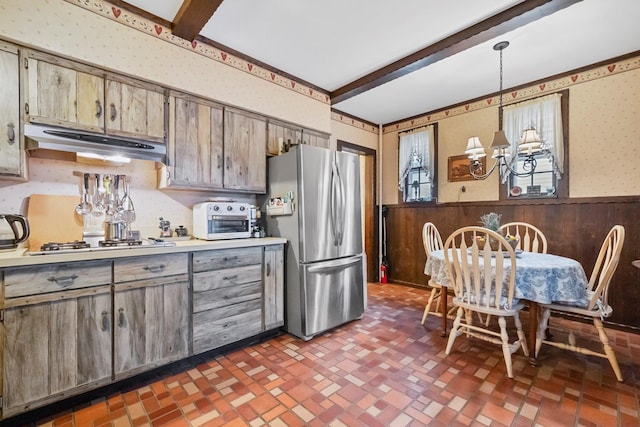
[447,154,485,182]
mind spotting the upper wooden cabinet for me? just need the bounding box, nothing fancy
[267,118,330,156]
[23,50,166,142]
[105,76,165,142]
[160,92,224,190]
[267,119,302,156]
[0,42,27,180]
[223,108,267,193]
[301,128,330,149]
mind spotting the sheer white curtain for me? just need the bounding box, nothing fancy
[503,93,563,181]
[398,125,434,193]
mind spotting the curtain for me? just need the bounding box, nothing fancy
[398,125,434,193]
[502,93,563,182]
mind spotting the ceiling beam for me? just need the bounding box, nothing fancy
[172,0,225,41]
[330,0,583,105]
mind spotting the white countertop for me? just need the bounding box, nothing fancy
[0,237,287,268]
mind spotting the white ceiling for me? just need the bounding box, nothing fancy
[122,0,640,125]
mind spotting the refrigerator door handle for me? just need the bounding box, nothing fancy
[330,161,339,246]
[307,256,361,273]
[334,158,345,246]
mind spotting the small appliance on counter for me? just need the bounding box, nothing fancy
[192,201,252,240]
[0,214,30,250]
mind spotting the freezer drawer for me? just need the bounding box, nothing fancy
[295,254,365,340]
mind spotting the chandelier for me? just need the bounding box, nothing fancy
[464,41,546,180]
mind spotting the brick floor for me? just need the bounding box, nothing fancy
[27,283,640,426]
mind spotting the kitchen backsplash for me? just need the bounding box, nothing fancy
[0,157,255,240]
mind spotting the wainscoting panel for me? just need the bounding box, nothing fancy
[384,197,640,330]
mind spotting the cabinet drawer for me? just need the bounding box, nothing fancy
[192,264,261,293]
[4,260,112,298]
[114,253,188,283]
[192,247,262,273]
[193,280,261,314]
[193,299,262,354]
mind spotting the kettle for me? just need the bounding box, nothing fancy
[0,214,30,250]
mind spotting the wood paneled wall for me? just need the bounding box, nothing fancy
[383,197,640,330]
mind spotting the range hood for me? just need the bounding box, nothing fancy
[24,124,166,164]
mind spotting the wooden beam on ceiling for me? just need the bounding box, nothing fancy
[172,0,225,41]
[330,0,583,105]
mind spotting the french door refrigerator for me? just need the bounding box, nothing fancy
[265,144,366,340]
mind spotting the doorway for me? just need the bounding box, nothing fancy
[338,140,377,283]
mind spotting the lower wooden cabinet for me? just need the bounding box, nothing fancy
[0,244,284,419]
[2,286,112,418]
[113,276,190,379]
[113,254,189,379]
[192,247,264,354]
[264,244,285,330]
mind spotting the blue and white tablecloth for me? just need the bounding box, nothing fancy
[424,249,589,306]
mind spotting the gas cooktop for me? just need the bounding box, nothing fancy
[27,238,175,256]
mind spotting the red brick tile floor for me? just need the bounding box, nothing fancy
[27,283,640,426]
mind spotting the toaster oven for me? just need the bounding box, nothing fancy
[192,202,252,240]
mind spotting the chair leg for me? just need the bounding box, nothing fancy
[498,317,514,379]
[445,307,464,355]
[594,318,623,382]
[535,308,551,358]
[513,312,529,357]
[421,287,440,324]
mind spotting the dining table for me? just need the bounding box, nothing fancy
[424,249,590,363]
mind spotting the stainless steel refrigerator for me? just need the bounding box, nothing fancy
[264,144,366,340]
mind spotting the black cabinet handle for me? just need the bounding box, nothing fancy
[110,103,117,122]
[95,100,103,118]
[118,308,126,327]
[101,311,110,331]
[143,264,166,273]
[47,274,78,287]
[7,123,15,145]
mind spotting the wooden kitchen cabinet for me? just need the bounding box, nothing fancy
[263,244,285,330]
[105,76,166,142]
[192,247,263,354]
[159,92,224,189]
[23,50,166,142]
[0,42,26,180]
[223,108,267,193]
[1,261,112,417]
[24,50,105,133]
[266,119,302,156]
[113,254,189,379]
[301,128,330,148]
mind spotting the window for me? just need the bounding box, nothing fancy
[398,125,437,202]
[502,93,565,198]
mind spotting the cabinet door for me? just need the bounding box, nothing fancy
[302,129,330,148]
[105,78,165,142]
[2,289,112,417]
[267,120,303,156]
[25,52,104,132]
[223,108,266,192]
[114,276,189,379]
[166,94,224,189]
[0,43,24,178]
[263,245,285,330]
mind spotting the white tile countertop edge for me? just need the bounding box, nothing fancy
[0,237,287,268]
